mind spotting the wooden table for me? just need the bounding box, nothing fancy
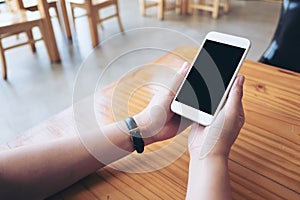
[1,46,299,199]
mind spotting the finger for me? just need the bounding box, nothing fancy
[170,62,190,95]
[151,62,190,105]
[225,75,245,111]
[150,62,191,111]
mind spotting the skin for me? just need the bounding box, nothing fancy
[0,62,191,199]
[186,75,245,200]
[0,61,245,200]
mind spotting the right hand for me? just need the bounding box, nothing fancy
[188,75,245,159]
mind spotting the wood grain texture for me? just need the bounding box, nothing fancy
[234,60,300,194]
[2,45,300,199]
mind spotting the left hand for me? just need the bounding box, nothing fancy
[134,62,192,145]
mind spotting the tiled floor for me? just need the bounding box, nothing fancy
[0,0,281,143]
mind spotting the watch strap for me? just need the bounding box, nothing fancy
[124,117,144,153]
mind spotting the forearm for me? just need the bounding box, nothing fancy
[186,155,232,200]
[0,136,102,199]
[0,120,136,199]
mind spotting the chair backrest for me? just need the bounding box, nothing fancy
[259,0,300,73]
[5,0,22,12]
[23,0,38,8]
[6,0,42,11]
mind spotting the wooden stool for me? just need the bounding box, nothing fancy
[68,0,124,48]
[189,0,230,19]
[139,0,182,20]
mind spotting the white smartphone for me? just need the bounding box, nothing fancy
[171,31,251,126]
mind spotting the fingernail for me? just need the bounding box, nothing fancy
[179,61,189,73]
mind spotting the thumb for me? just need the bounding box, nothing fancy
[225,75,244,111]
[170,61,190,95]
[224,75,245,129]
[147,62,189,107]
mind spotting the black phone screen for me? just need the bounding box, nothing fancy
[176,40,246,115]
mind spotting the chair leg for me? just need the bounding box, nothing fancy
[70,5,76,27]
[224,0,230,13]
[158,0,164,20]
[38,23,52,62]
[0,39,7,80]
[39,19,60,62]
[139,0,146,16]
[53,6,63,28]
[116,15,124,32]
[58,0,72,39]
[115,1,124,32]
[189,0,200,15]
[26,30,36,53]
[87,8,100,48]
[38,0,61,62]
[175,0,182,14]
[181,0,188,14]
[212,0,220,19]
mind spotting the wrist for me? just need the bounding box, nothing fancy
[189,154,229,170]
[189,150,229,161]
[133,113,155,146]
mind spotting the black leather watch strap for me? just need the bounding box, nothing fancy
[124,117,144,153]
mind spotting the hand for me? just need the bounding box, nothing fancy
[134,62,192,145]
[188,75,245,159]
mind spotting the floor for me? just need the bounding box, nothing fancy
[0,0,281,143]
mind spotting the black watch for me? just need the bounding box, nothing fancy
[124,117,144,153]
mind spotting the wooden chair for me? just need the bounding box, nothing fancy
[139,0,182,20]
[12,0,59,16]
[14,0,62,30]
[7,0,59,18]
[0,0,60,80]
[24,0,64,35]
[189,0,230,19]
[7,0,72,39]
[68,0,124,48]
